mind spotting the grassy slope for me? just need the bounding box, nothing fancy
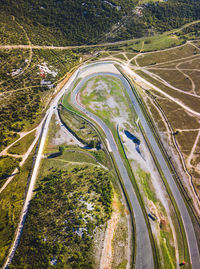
[0,145,37,267]
[10,164,113,268]
[8,130,36,155]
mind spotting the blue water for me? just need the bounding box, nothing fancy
[124,130,140,145]
[124,130,141,154]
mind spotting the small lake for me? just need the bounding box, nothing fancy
[124,130,140,145]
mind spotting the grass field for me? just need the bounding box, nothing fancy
[0,155,21,188]
[8,130,36,155]
[0,145,36,267]
[107,34,184,53]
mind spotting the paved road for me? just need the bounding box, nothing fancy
[120,69,200,268]
[71,62,200,268]
[71,73,154,269]
[5,61,200,269]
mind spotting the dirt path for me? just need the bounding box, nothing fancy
[0,119,45,195]
[187,130,200,167]
[0,127,37,156]
[0,17,33,87]
[176,62,196,95]
[132,41,144,67]
[0,84,42,96]
[138,68,200,98]
[100,194,119,269]
[143,53,199,68]
[147,68,200,72]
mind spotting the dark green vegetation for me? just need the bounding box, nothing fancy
[0,147,36,267]
[105,0,200,42]
[1,0,200,46]
[59,105,100,148]
[10,165,113,268]
[0,0,136,46]
[0,49,80,152]
[0,155,21,187]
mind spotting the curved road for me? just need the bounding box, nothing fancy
[4,61,200,269]
[71,72,154,269]
[71,62,200,268]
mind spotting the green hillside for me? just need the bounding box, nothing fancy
[0,0,136,45]
[1,0,200,46]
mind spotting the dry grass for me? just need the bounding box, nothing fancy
[150,69,192,92]
[125,53,137,60]
[157,97,200,130]
[176,131,199,155]
[136,70,200,113]
[113,53,127,61]
[137,44,198,67]
[145,97,167,132]
[183,70,200,95]
[147,56,199,68]
[178,56,200,69]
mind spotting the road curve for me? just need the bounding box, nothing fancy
[4,61,200,269]
[72,61,200,268]
[71,72,154,269]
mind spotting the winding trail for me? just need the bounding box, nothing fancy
[137,68,200,98]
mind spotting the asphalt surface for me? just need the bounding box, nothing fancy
[118,68,200,269]
[71,62,200,269]
[71,72,154,269]
[5,61,200,269]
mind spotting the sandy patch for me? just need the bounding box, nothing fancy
[100,194,120,269]
[52,111,84,147]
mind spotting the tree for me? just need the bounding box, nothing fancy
[59,146,65,155]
